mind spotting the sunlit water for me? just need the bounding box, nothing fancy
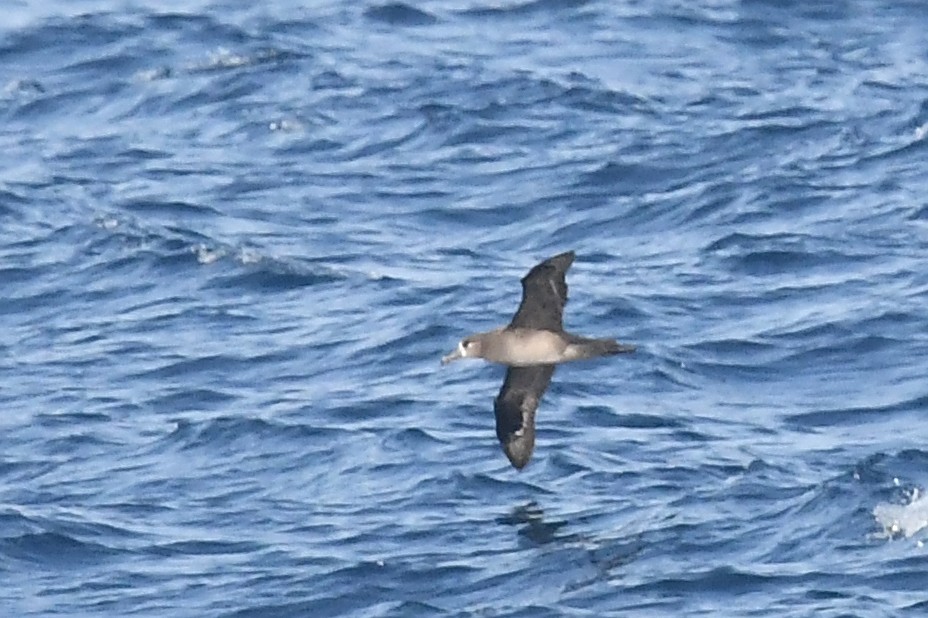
[2,1,928,615]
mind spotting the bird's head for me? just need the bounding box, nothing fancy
[441,336,482,365]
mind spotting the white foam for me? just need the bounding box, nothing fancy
[873,485,928,540]
[269,119,303,133]
[136,67,172,82]
[195,244,225,265]
[205,48,249,70]
[238,249,261,265]
[96,216,119,231]
[915,122,928,141]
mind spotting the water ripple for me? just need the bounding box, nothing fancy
[1,1,928,616]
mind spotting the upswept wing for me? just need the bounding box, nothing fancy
[507,251,575,331]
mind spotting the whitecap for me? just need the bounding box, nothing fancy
[195,244,225,265]
[873,485,928,539]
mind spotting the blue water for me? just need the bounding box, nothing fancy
[2,1,928,615]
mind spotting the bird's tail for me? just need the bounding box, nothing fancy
[564,335,635,360]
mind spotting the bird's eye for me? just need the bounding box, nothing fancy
[463,340,472,348]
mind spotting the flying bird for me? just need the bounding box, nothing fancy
[442,251,634,469]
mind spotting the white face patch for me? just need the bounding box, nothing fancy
[458,340,468,357]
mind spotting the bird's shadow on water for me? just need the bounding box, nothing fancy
[495,500,645,592]
[495,500,570,545]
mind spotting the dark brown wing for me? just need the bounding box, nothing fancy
[494,365,556,469]
[507,251,575,331]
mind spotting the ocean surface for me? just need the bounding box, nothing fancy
[2,1,928,616]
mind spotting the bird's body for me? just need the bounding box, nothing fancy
[442,250,634,469]
[444,327,628,366]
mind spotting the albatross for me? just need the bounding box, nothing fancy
[441,250,635,469]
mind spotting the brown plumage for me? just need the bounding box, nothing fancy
[442,251,635,469]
